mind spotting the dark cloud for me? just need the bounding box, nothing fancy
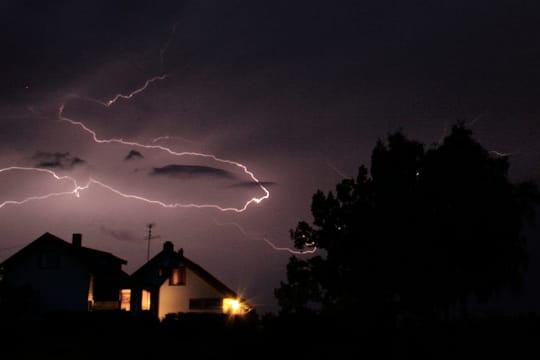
[150,164,234,179]
[33,151,86,170]
[125,150,144,161]
[229,181,276,189]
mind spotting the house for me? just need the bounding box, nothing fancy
[130,241,252,320]
[0,233,253,321]
[0,232,130,315]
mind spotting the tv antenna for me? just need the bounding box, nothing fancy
[146,223,156,261]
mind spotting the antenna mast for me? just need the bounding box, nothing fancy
[146,223,155,261]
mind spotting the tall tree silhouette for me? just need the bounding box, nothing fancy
[275,123,539,323]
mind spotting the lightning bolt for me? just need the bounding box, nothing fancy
[66,75,168,108]
[88,179,265,212]
[101,75,168,107]
[0,164,268,214]
[0,167,86,209]
[2,13,269,226]
[58,103,269,212]
[489,150,517,157]
[262,237,317,255]
[3,69,269,213]
[325,159,349,179]
[2,95,270,213]
[212,218,317,255]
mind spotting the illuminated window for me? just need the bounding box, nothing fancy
[120,289,131,311]
[189,298,221,311]
[87,274,94,310]
[141,289,151,311]
[169,266,186,286]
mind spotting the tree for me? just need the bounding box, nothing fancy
[275,123,540,323]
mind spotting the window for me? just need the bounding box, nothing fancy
[189,298,222,311]
[169,266,186,286]
[87,274,94,308]
[141,289,151,311]
[120,289,131,311]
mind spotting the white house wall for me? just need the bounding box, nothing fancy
[158,267,224,320]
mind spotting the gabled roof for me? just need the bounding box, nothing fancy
[131,241,237,298]
[0,232,127,270]
[181,256,237,298]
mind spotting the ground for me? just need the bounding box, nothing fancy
[2,311,540,359]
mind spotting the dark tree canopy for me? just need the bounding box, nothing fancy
[275,123,540,322]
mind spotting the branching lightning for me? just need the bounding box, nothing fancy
[212,218,317,255]
[0,14,284,264]
[57,104,269,212]
[262,237,317,255]
[2,78,269,213]
[489,150,517,157]
[0,163,268,213]
[4,10,270,213]
[89,179,265,212]
[325,160,349,179]
[0,167,85,209]
[101,75,168,107]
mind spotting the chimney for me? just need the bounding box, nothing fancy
[163,241,174,253]
[178,248,184,257]
[72,233,82,248]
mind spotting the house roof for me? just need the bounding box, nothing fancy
[0,232,128,271]
[131,241,238,299]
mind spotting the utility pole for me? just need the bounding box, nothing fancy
[146,223,155,261]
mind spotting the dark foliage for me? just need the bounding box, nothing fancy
[275,123,540,325]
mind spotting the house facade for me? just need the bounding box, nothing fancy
[0,232,130,315]
[0,233,252,320]
[130,241,252,320]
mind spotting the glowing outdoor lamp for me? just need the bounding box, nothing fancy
[222,298,245,315]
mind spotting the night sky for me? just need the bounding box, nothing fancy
[1,0,540,314]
